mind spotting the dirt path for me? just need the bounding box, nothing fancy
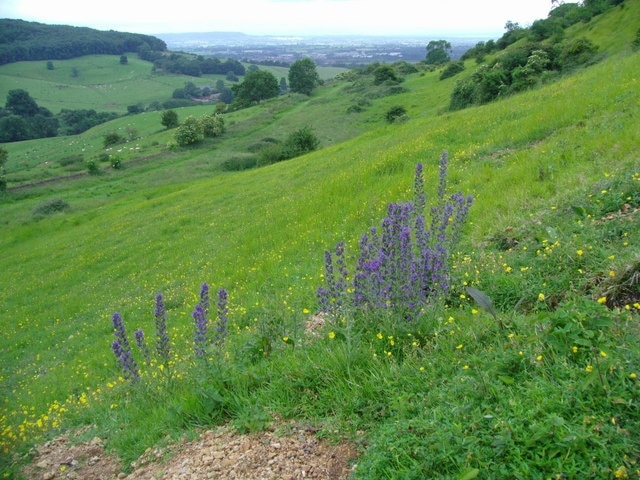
[21,423,358,480]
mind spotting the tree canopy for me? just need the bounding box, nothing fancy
[0,19,166,65]
[425,40,452,65]
[231,70,280,108]
[288,58,321,95]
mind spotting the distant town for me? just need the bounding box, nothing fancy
[156,32,491,66]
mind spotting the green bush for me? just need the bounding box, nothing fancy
[199,113,225,137]
[103,131,124,147]
[174,116,204,146]
[161,110,178,129]
[559,38,598,70]
[256,143,285,167]
[31,198,71,217]
[439,61,465,80]
[385,105,408,123]
[221,155,258,171]
[86,158,101,175]
[280,126,320,159]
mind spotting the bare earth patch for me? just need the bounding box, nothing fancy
[22,423,357,480]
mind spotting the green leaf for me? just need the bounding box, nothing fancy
[458,468,480,480]
[466,287,497,319]
[571,205,588,217]
[498,375,515,385]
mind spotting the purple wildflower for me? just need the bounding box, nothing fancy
[193,303,208,357]
[215,288,229,346]
[111,313,139,381]
[154,293,171,368]
[134,328,151,365]
[317,154,472,318]
[199,283,210,316]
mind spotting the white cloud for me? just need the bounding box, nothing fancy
[1,0,552,36]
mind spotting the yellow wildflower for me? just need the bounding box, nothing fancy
[328,331,335,339]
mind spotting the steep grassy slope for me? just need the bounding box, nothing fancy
[1,2,639,477]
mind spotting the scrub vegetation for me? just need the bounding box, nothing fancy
[1,1,639,478]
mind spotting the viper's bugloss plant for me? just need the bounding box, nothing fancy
[318,152,472,318]
[111,312,139,381]
[193,303,208,357]
[154,293,171,368]
[215,288,229,347]
[193,283,211,357]
[134,328,151,365]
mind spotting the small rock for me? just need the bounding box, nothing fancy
[43,471,56,480]
[36,460,49,469]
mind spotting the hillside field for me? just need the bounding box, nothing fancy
[1,3,640,479]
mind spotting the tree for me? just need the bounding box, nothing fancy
[161,110,179,129]
[231,70,280,108]
[288,57,321,95]
[6,89,39,116]
[119,55,128,65]
[425,40,452,65]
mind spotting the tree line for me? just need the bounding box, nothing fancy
[0,89,120,142]
[152,53,246,77]
[0,19,166,65]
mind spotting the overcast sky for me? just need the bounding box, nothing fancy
[1,0,553,37]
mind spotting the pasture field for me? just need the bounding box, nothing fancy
[0,53,347,114]
[1,3,639,478]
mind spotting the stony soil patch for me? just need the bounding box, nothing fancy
[22,423,357,480]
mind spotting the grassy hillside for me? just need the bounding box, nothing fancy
[1,2,639,478]
[0,54,346,114]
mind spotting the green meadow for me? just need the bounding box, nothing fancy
[1,3,639,478]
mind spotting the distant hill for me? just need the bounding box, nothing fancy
[0,19,167,65]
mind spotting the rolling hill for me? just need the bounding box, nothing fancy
[1,2,639,478]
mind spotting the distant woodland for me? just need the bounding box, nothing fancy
[0,19,167,65]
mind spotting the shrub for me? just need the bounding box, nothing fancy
[280,126,319,159]
[385,105,408,123]
[439,61,465,80]
[174,116,204,146]
[256,143,285,167]
[86,158,101,175]
[161,110,179,129]
[31,198,71,217]
[372,65,398,85]
[221,155,258,171]
[633,28,640,50]
[559,38,598,70]
[103,131,124,147]
[110,155,122,169]
[449,78,477,110]
[247,137,279,153]
[58,154,84,167]
[199,113,225,137]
